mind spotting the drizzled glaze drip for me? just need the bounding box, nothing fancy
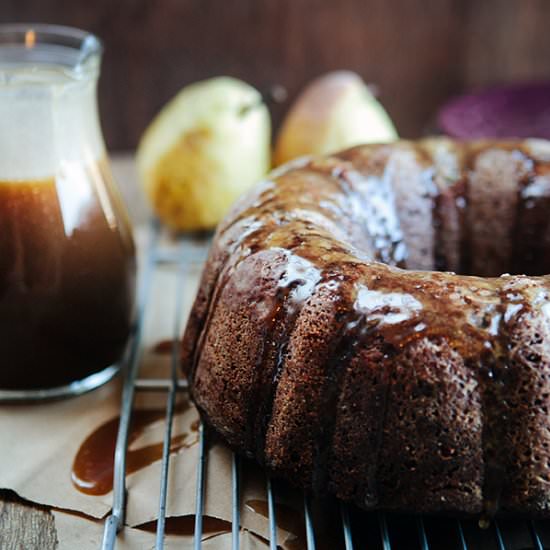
[426,139,463,273]
[353,286,423,329]
[278,252,323,314]
[332,166,407,267]
[514,155,550,275]
[249,251,322,458]
[477,279,533,523]
[457,161,471,276]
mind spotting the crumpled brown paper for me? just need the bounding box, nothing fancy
[0,226,311,548]
[53,509,270,550]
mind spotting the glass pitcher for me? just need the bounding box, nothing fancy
[0,24,136,400]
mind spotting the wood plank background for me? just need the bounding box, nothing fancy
[3,0,550,150]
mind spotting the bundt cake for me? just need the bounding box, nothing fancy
[181,138,550,517]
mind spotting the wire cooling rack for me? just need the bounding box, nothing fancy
[100,221,550,550]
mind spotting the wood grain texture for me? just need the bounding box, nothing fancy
[0,491,57,550]
[2,0,550,149]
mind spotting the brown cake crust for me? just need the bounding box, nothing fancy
[182,138,550,517]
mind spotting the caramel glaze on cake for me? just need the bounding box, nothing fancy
[181,138,550,518]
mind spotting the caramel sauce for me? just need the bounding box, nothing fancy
[152,339,180,355]
[190,418,201,432]
[71,403,196,495]
[0,159,135,389]
[137,515,231,538]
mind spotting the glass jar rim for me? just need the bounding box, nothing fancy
[0,23,103,79]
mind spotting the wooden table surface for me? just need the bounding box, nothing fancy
[0,155,144,550]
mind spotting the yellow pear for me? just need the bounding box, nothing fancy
[274,71,397,165]
[137,77,271,231]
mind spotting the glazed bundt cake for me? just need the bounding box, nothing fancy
[181,138,550,517]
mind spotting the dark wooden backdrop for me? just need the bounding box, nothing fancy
[4,0,550,150]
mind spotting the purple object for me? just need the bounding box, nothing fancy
[437,82,550,140]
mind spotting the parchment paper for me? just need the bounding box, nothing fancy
[0,226,306,548]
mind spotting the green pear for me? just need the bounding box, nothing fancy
[137,77,271,231]
[274,71,397,165]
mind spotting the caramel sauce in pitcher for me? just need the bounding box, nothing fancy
[0,159,135,389]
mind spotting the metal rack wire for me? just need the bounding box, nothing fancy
[100,222,550,550]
